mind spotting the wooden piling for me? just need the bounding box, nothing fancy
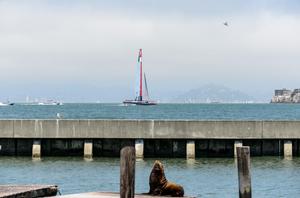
[120,146,136,198]
[237,146,251,198]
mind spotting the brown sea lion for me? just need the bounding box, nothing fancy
[148,160,184,197]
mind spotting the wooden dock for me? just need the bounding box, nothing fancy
[0,185,58,198]
[56,192,194,198]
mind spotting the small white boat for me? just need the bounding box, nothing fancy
[38,100,63,105]
[0,101,14,106]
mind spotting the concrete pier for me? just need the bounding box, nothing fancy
[234,140,243,157]
[284,140,293,157]
[84,140,93,159]
[0,120,300,157]
[32,140,41,159]
[186,140,195,159]
[135,139,144,158]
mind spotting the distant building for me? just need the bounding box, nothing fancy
[274,89,292,96]
[271,88,300,103]
[292,89,300,94]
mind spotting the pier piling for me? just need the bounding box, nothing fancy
[84,140,93,159]
[135,139,144,158]
[283,140,293,157]
[32,140,41,159]
[237,146,251,198]
[186,140,195,159]
[120,146,136,198]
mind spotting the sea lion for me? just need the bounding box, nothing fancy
[148,160,184,197]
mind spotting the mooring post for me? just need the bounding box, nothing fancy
[120,146,136,198]
[234,140,243,158]
[237,146,251,198]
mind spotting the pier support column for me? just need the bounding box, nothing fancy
[32,140,41,159]
[135,139,144,158]
[186,140,195,159]
[84,140,93,159]
[234,140,243,158]
[173,141,179,154]
[284,140,293,157]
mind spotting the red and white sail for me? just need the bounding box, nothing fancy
[135,49,143,101]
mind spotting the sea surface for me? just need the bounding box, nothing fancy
[0,157,300,197]
[0,103,300,120]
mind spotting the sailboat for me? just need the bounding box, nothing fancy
[123,49,157,105]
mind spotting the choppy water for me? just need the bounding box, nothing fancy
[1,103,300,120]
[0,157,300,197]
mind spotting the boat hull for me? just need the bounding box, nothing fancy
[123,100,157,105]
[0,103,14,106]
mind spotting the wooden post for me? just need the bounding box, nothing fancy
[237,146,251,198]
[120,146,136,198]
[234,140,243,158]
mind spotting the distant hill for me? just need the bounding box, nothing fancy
[172,84,254,103]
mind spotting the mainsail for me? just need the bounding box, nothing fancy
[143,73,150,101]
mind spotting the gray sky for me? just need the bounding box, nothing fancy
[0,0,299,102]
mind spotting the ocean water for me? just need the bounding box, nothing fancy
[1,103,300,197]
[0,103,300,120]
[0,157,300,197]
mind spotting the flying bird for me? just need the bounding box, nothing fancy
[223,22,229,26]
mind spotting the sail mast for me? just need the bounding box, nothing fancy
[139,49,143,101]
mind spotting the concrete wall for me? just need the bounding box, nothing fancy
[0,120,14,138]
[1,120,300,139]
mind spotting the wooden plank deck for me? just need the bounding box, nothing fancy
[0,185,58,198]
[56,192,194,198]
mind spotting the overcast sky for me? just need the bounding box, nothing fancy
[0,0,299,102]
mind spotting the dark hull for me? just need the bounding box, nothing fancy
[123,100,157,105]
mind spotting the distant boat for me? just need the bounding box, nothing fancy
[123,49,157,105]
[0,101,14,106]
[38,100,63,105]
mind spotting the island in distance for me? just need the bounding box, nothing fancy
[171,84,255,104]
